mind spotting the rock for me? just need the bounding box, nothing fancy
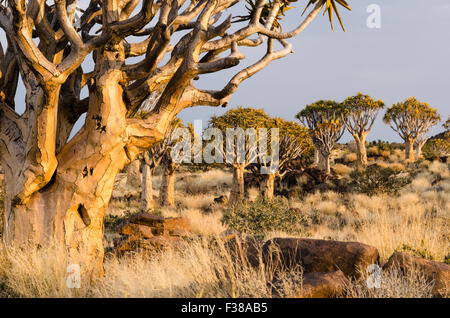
[383,252,450,297]
[113,213,191,256]
[118,222,154,238]
[129,213,191,236]
[263,238,379,278]
[296,270,349,298]
[222,235,262,267]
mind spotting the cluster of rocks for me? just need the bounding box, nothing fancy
[114,213,191,256]
[222,236,449,298]
[113,216,449,298]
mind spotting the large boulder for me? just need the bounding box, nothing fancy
[383,252,450,297]
[221,235,262,267]
[263,238,379,278]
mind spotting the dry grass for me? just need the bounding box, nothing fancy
[0,149,448,298]
[0,238,305,298]
[344,266,435,298]
[332,163,353,176]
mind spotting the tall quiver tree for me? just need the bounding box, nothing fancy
[0,0,352,276]
[259,118,312,199]
[383,98,440,162]
[341,93,384,167]
[210,107,272,205]
[296,101,344,174]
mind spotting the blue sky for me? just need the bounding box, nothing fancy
[180,0,450,142]
[7,0,450,143]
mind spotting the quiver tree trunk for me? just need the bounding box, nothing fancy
[2,67,134,278]
[229,165,245,206]
[318,151,331,175]
[313,148,320,166]
[0,0,334,279]
[158,159,176,208]
[260,173,276,200]
[141,163,154,212]
[127,159,141,188]
[405,138,415,162]
[355,135,368,167]
[415,139,427,160]
[415,145,423,160]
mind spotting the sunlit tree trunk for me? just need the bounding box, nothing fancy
[2,66,136,278]
[260,173,276,199]
[158,160,175,208]
[313,148,320,166]
[140,163,154,212]
[229,165,245,206]
[355,135,368,167]
[318,151,331,175]
[405,138,415,162]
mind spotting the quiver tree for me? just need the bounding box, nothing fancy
[341,93,384,167]
[210,107,272,205]
[140,140,167,211]
[152,119,198,208]
[296,100,344,174]
[257,118,311,199]
[0,0,351,276]
[383,98,440,162]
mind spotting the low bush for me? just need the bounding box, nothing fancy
[349,165,411,196]
[222,198,306,237]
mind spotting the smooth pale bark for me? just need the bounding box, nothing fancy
[127,159,141,187]
[158,161,175,208]
[415,146,423,160]
[355,135,368,167]
[318,151,331,175]
[415,139,427,160]
[260,173,276,200]
[405,138,415,162]
[140,164,154,212]
[229,165,245,206]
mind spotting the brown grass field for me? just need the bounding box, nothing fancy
[0,144,448,298]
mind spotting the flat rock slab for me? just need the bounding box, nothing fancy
[383,252,450,297]
[114,213,191,256]
[129,213,191,233]
[263,238,379,278]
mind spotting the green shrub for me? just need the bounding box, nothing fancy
[222,198,306,237]
[395,244,434,261]
[349,164,411,196]
[422,137,450,160]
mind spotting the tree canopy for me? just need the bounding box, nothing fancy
[383,97,440,141]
